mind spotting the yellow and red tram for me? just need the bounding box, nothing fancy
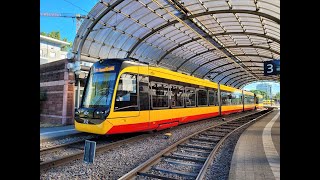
[75,58,257,135]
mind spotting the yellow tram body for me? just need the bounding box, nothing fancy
[75,59,257,135]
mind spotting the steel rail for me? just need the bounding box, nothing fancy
[40,133,151,171]
[40,137,97,154]
[196,109,274,179]
[118,109,272,179]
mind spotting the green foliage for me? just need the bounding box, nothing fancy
[274,92,280,100]
[41,31,73,51]
[249,89,268,99]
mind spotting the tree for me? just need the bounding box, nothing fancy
[41,31,72,51]
[61,37,73,51]
[249,89,268,99]
[274,92,280,100]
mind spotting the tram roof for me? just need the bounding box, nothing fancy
[72,0,280,89]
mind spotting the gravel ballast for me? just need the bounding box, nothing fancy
[40,111,257,179]
[203,123,253,180]
[40,135,97,150]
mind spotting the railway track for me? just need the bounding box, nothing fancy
[40,133,148,171]
[40,137,96,154]
[40,109,268,172]
[119,109,273,180]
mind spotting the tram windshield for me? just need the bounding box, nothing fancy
[81,60,121,109]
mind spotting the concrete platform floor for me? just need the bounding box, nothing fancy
[229,109,280,180]
[40,125,81,141]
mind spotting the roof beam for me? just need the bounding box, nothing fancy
[225,74,253,85]
[158,40,279,66]
[226,73,265,86]
[235,76,279,88]
[213,32,280,44]
[212,66,262,81]
[209,65,262,81]
[126,20,178,58]
[218,71,248,84]
[233,77,257,88]
[74,0,125,62]
[238,78,280,89]
[175,49,215,71]
[157,37,202,64]
[193,54,272,77]
[202,59,275,79]
[188,10,280,24]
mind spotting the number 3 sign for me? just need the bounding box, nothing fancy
[264,60,280,75]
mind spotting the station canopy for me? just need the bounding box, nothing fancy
[72,0,279,89]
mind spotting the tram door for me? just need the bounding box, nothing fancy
[138,69,150,129]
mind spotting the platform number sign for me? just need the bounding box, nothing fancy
[83,140,96,164]
[264,60,280,76]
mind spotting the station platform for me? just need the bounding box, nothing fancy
[229,109,280,180]
[40,125,81,142]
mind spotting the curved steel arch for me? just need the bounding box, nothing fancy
[218,71,248,84]
[158,33,278,65]
[158,41,279,65]
[212,32,280,44]
[236,77,280,89]
[239,79,280,89]
[226,45,280,55]
[157,37,202,64]
[125,9,280,59]
[188,10,280,24]
[175,49,215,70]
[126,20,179,57]
[220,71,264,84]
[210,65,262,81]
[197,54,272,77]
[233,77,257,88]
[227,73,266,86]
[202,59,274,78]
[235,76,279,88]
[225,74,254,85]
[75,0,125,61]
[213,66,263,81]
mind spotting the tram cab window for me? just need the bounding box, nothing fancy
[170,85,184,108]
[197,89,208,106]
[209,90,218,106]
[185,87,196,107]
[151,82,169,109]
[114,73,138,111]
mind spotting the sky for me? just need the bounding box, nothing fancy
[40,0,97,42]
[243,81,280,95]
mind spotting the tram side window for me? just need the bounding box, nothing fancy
[185,87,196,107]
[170,85,184,108]
[221,91,232,106]
[114,73,138,111]
[197,89,208,106]
[151,82,169,108]
[244,95,254,104]
[231,92,242,105]
[138,75,149,110]
[208,90,218,106]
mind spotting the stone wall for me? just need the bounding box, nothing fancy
[40,59,75,125]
